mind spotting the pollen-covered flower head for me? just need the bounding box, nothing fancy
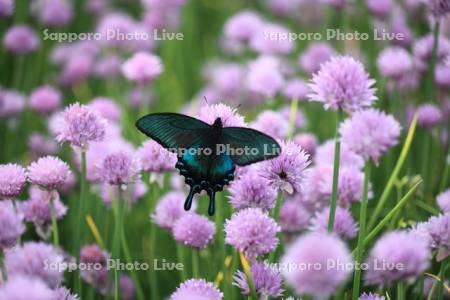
[364,230,430,286]
[122,52,163,83]
[27,156,71,190]
[0,200,25,249]
[228,170,277,211]
[377,46,413,80]
[233,261,283,298]
[152,191,195,231]
[55,102,107,149]
[0,163,27,198]
[99,151,141,186]
[260,140,310,194]
[340,109,401,163]
[437,188,450,213]
[170,278,223,300]
[198,103,246,127]
[308,56,377,113]
[137,140,177,172]
[4,242,65,288]
[280,232,352,299]
[225,208,280,259]
[310,206,358,240]
[172,213,215,249]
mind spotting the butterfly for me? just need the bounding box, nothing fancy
[136,113,281,216]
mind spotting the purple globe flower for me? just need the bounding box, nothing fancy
[233,261,283,298]
[308,56,377,113]
[364,231,430,286]
[88,97,121,122]
[173,213,216,249]
[55,103,107,149]
[210,63,244,98]
[137,140,177,172]
[225,208,280,259]
[280,232,353,299]
[0,89,25,118]
[29,85,62,114]
[170,279,223,300]
[315,139,365,169]
[228,170,277,211]
[418,213,450,261]
[61,55,93,86]
[0,276,54,300]
[99,151,141,186]
[0,0,14,18]
[282,78,310,101]
[377,46,413,80]
[416,104,443,128]
[34,0,73,27]
[0,200,25,249]
[96,12,136,48]
[122,52,163,84]
[359,292,386,300]
[340,109,401,163]
[27,156,71,190]
[246,55,285,99]
[325,0,350,9]
[19,187,67,227]
[249,22,293,55]
[3,25,39,54]
[152,191,194,231]
[80,244,109,293]
[94,54,122,79]
[252,111,289,140]
[435,64,450,89]
[437,188,450,213]
[198,103,246,127]
[279,106,308,130]
[279,200,311,233]
[53,287,80,300]
[119,275,136,300]
[310,206,358,240]
[367,0,391,18]
[299,42,336,74]
[293,133,318,157]
[260,140,310,194]
[426,0,450,18]
[0,163,27,198]
[4,242,65,288]
[223,10,263,43]
[414,34,450,67]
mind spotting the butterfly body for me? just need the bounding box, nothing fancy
[136,113,280,215]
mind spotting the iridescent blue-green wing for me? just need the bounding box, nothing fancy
[222,127,281,166]
[135,113,211,150]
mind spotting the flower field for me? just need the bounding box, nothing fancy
[0,0,450,299]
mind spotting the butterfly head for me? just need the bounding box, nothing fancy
[212,117,223,129]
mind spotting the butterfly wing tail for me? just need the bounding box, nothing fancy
[207,189,215,216]
[184,186,197,211]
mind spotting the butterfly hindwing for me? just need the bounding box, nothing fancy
[222,127,281,166]
[135,113,211,150]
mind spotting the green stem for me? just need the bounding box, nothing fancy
[352,162,371,299]
[269,192,284,262]
[148,183,159,300]
[428,21,441,103]
[397,281,406,300]
[176,244,187,281]
[437,258,448,300]
[49,194,60,247]
[192,249,200,278]
[112,189,125,300]
[75,150,87,295]
[368,115,418,230]
[288,97,299,138]
[439,147,449,191]
[328,109,343,232]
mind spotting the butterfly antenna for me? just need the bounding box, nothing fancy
[207,189,215,216]
[184,186,197,211]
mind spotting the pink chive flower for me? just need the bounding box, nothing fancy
[88,97,121,122]
[223,10,263,43]
[314,139,365,169]
[120,275,136,300]
[233,261,283,298]
[151,191,195,231]
[228,170,277,211]
[426,0,450,18]
[0,276,55,300]
[210,63,245,98]
[251,111,289,140]
[377,46,413,80]
[55,103,107,149]
[27,156,71,190]
[0,89,25,118]
[246,55,285,99]
[198,103,246,127]
[53,287,80,300]
[435,64,450,89]
[249,22,294,55]
[282,78,309,101]
[308,56,377,113]
[299,42,336,74]
[94,55,122,79]
[437,188,450,213]
[310,206,358,240]
[281,232,352,299]
[137,140,177,172]
[279,106,307,130]
[340,109,401,163]
[0,0,14,18]
[293,133,318,156]
[359,292,386,300]
[33,0,73,27]
[3,25,39,54]
[122,52,163,84]
[260,140,310,194]
[364,231,430,286]
[99,151,141,186]
[61,55,93,86]
[80,244,109,293]
[417,213,450,261]
[0,163,27,198]
[4,242,65,288]
[171,279,223,300]
[416,103,443,128]
[225,208,280,259]
[279,200,311,233]
[366,0,391,18]
[413,34,450,68]
[29,85,62,114]
[172,213,216,249]
[0,200,25,249]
